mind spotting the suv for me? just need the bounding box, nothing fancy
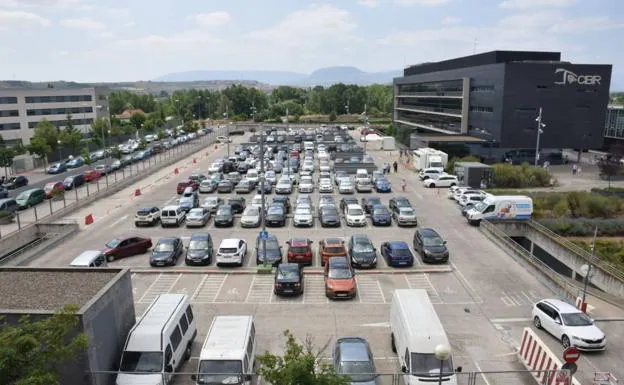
[320,238,348,266]
[286,238,313,265]
[532,299,606,350]
[348,234,377,269]
[185,233,213,266]
[389,196,412,212]
[134,206,160,226]
[216,238,247,267]
[413,228,449,263]
[345,204,366,227]
[324,256,356,299]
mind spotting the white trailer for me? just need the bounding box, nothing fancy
[412,148,449,171]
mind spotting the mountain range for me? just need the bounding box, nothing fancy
[153,66,402,86]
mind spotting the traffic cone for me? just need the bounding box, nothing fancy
[174,168,179,175]
[135,188,141,197]
[214,144,218,150]
[85,214,94,225]
[193,158,197,164]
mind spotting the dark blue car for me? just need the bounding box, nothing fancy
[375,179,392,193]
[47,162,67,174]
[381,241,414,267]
[371,205,392,226]
[256,234,283,266]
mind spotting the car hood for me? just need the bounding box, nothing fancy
[241,215,260,222]
[179,201,193,208]
[295,214,313,220]
[115,373,163,385]
[568,325,605,340]
[327,278,355,290]
[151,251,173,260]
[352,251,376,261]
[187,249,209,258]
[266,214,283,220]
[424,245,448,254]
[323,214,340,221]
[215,215,232,220]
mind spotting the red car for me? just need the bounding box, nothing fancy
[43,181,65,199]
[286,238,313,265]
[83,169,101,182]
[103,236,152,262]
[177,179,199,194]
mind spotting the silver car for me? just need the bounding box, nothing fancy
[240,207,261,228]
[332,337,379,385]
[202,197,224,213]
[339,180,355,194]
[293,207,314,227]
[185,208,210,227]
[394,207,418,226]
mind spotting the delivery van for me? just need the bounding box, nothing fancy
[390,289,462,385]
[465,195,533,225]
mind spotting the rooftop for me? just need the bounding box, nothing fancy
[0,268,119,312]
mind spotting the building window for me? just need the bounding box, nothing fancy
[398,80,463,96]
[27,106,93,116]
[397,98,463,115]
[470,86,494,92]
[28,117,93,129]
[0,97,18,104]
[469,106,493,113]
[0,110,19,117]
[396,110,462,133]
[25,95,93,103]
[0,122,21,131]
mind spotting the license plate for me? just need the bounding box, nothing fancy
[337,293,348,297]
[360,263,369,267]
[156,262,165,266]
[283,289,293,293]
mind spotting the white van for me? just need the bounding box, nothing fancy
[465,195,533,225]
[116,294,197,385]
[193,316,256,385]
[355,169,369,183]
[217,136,231,144]
[390,289,461,385]
[70,250,107,267]
[161,205,186,227]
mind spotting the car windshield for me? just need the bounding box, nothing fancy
[400,208,415,215]
[325,247,345,254]
[373,208,389,215]
[119,351,163,373]
[391,247,412,257]
[197,360,243,385]
[268,208,283,215]
[217,208,231,215]
[328,267,353,279]
[339,361,376,382]
[562,312,594,326]
[290,246,309,254]
[473,202,488,212]
[64,177,73,183]
[189,240,209,250]
[244,208,259,216]
[277,268,299,280]
[353,242,374,253]
[106,238,121,248]
[180,197,193,205]
[154,242,174,252]
[16,192,28,200]
[189,211,204,218]
[423,236,444,247]
[137,208,152,215]
[296,209,311,215]
[348,209,364,216]
[411,353,454,377]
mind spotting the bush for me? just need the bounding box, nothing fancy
[445,155,480,173]
[539,218,624,236]
[569,239,624,270]
[492,162,553,188]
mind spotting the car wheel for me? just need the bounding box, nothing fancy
[561,335,571,348]
[430,183,436,188]
[184,343,192,361]
[450,183,456,187]
[106,254,115,262]
[533,316,542,329]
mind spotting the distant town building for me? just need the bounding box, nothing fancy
[116,108,146,122]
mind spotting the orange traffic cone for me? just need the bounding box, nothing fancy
[193,158,197,164]
[174,168,179,175]
[135,189,141,197]
[85,214,94,225]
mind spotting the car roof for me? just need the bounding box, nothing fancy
[190,234,209,240]
[290,238,309,246]
[189,208,205,213]
[324,238,344,245]
[157,237,178,244]
[336,337,370,361]
[346,204,362,209]
[389,241,409,249]
[351,234,371,242]
[220,238,242,247]
[328,256,349,266]
[540,299,580,313]
[278,263,300,271]
[418,228,441,237]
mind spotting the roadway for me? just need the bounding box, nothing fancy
[25,130,623,384]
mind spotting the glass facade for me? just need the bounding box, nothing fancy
[397,98,462,115]
[0,122,21,131]
[0,109,19,117]
[0,97,18,104]
[604,107,624,139]
[25,95,92,103]
[28,118,93,129]
[396,111,462,133]
[27,106,93,116]
[397,80,463,95]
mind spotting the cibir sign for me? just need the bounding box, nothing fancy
[554,68,602,86]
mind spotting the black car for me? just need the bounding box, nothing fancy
[150,237,184,267]
[348,234,377,269]
[237,163,249,174]
[222,161,237,174]
[413,228,449,263]
[63,174,85,190]
[389,196,412,212]
[226,196,246,214]
[272,196,291,214]
[256,234,283,266]
[340,197,359,213]
[214,205,234,227]
[274,263,304,296]
[3,176,28,190]
[257,182,272,194]
[265,204,286,227]
[319,206,341,227]
[371,205,392,226]
[361,196,382,214]
[185,233,213,266]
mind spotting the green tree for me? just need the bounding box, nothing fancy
[0,304,88,385]
[28,120,58,164]
[0,134,17,171]
[129,112,147,133]
[329,111,337,122]
[80,148,92,165]
[89,118,110,147]
[598,156,622,188]
[257,330,349,385]
[59,114,84,154]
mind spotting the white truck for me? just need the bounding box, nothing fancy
[412,148,448,171]
[465,195,533,225]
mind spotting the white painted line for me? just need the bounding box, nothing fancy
[244,275,257,303]
[107,214,128,228]
[166,274,183,293]
[490,318,532,323]
[377,280,387,304]
[356,277,363,303]
[360,322,390,327]
[138,273,163,303]
[473,360,493,385]
[450,262,483,303]
[191,275,208,301]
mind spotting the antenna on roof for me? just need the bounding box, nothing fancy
[473,38,478,54]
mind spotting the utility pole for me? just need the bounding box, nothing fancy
[345,99,350,115]
[224,106,230,157]
[286,107,291,175]
[534,107,545,167]
[259,124,268,269]
[363,103,369,152]
[581,227,598,311]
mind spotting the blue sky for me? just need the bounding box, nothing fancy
[0,0,623,88]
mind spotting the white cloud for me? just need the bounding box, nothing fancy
[498,10,564,28]
[357,0,380,7]
[247,4,360,47]
[395,0,451,6]
[442,16,461,25]
[499,0,575,9]
[549,16,624,33]
[60,17,106,30]
[111,30,224,52]
[189,11,232,27]
[0,10,51,27]
[0,0,79,7]
[107,8,132,19]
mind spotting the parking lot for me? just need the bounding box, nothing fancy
[28,128,624,384]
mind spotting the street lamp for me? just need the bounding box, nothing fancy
[197,95,202,120]
[534,107,546,167]
[434,344,451,385]
[259,125,268,269]
[580,226,598,312]
[57,140,62,162]
[224,106,230,157]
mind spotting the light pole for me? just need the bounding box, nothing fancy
[434,344,451,385]
[259,125,268,269]
[363,103,369,152]
[197,96,202,121]
[96,105,110,187]
[224,106,230,157]
[57,140,62,162]
[534,107,546,167]
[580,227,598,312]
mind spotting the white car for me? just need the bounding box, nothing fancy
[345,204,367,227]
[250,194,268,211]
[298,176,314,193]
[319,163,331,173]
[208,162,223,173]
[459,192,487,207]
[246,169,259,185]
[355,178,373,193]
[319,179,334,193]
[265,170,277,185]
[423,174,459,188]
[447,185,462,199]
[419,168,445,180]
[301,162,315,174]
[185,208,210,227]
[339,180,355,194]
[293,207,314,227]
[456,189,484,203]
[532,299,606,351]
[275,177,293,194]
[240,207,261,228]
[216,238,247,267]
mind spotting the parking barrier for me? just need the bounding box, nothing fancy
[174,168,179,175]
[575,296,589,313]
[134,189,142,197]
[84,214,94,225]
[518,327,580,385]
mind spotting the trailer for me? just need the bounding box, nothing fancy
[412,148,448,171]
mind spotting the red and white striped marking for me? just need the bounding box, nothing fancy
[518,328,580,385]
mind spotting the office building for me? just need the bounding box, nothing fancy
[393,50,612,163]
[0,87,109,146]
[604,105,624,148]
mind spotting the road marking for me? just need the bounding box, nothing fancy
[473,361,493,385]
[377,280,386,304]
[404,274,442,304]
[490,318,532,323]
[107,215,128,228]
[360,322,390,327]
[244,275,257,303]
[450,262,483,303]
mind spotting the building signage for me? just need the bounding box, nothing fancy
[554,68,601,86]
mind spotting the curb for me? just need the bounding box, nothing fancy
[129,266,452,275]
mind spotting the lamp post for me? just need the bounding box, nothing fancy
[434,344,451,385]
[57,140,62,162]
[580,227,598,312]
[197,96,202,120]
[259,124,268,269]
[224,106,230,157]
[96,105,110,187]
[534,107,546,167]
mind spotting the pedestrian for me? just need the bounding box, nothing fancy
[393,161,398,174]
[401,179,407,192]
[386,163,390,174]
[543,161,550,170]
[577,165,582,176]
[572,164,578,175]
[382,163,388,174]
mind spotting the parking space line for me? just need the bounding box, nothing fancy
[303,275,328,304]
[377,280,387,304]
[245,275,273,303]
[356,278,363,303]
[244,276,256,302]
[138,273,182,303]
[356,275,386,304]
[192,274,227,304]
[404,274,443,304]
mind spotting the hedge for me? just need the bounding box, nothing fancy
[570,239,624,270]
[491,163,553,188]
[539,218,624,236]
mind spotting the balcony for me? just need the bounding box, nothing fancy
[395,105,462,118]
[395,91,463,98]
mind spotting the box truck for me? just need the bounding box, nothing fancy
[465,195,533,225]
[412,148,448,171]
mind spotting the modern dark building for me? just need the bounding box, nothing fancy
[603,105,624,148]
[393,50,612,163]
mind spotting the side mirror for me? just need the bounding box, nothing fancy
[191,374,197,381]
[443,240,448,245]
[456,366,463,373]
[555,318,562,325]
[165,364,173,373]
[401,365,408,373]
[244,374,253,381]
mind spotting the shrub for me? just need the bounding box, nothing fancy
[539,218,624,236]
[492,162,553,188]
[570,239,624,269]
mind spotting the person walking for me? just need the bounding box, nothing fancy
[401,179,407,192]
[577,165,582,176]
[393,161,398,174]
[572,164,578,175]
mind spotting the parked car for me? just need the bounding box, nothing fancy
[286,238,313,265]
[94,164,111,176]
[272,196,291,214]
[423,174,458,188]
[15,188,45,209]
[241,207,262,228]
[189,173,207,183]
[381,241,414,267]
[83,169,101,182]
[177,179,199,194]
[185,233,214,266]
[225,196,246,214]
[293,207,314,227]
[47,162,67,174]
[3,175,28,190]
[374,178,392,193]
[348,234,377,269]
[235,180,254,194]
[392,206,418,227]
[150,237,184,267]
[104,236,152,262]
[217,180,234,193]
[266,204,286,227]
[256,234,283,266]
[324,256,356,300]
[339,180,355,194]
[216,238,247,267]
[0,185,8,199]
[319,206,341,228]
[413,228,449,263]
[63,174,85,190]
[345,204,367,227]
[214,205,234,227]
[185,208,211,227]
[202,197,224,213]
[332,337,379,385]
[134,206,160,226]
[371,205,392,226]
[361,197,382,214]
[273,263,304,296]
[43,182,64,199]
[340,197,359,212]
[389,196,412,212]
[319,238,348,266]
[67,157,85,168]
[199,179,218,193]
